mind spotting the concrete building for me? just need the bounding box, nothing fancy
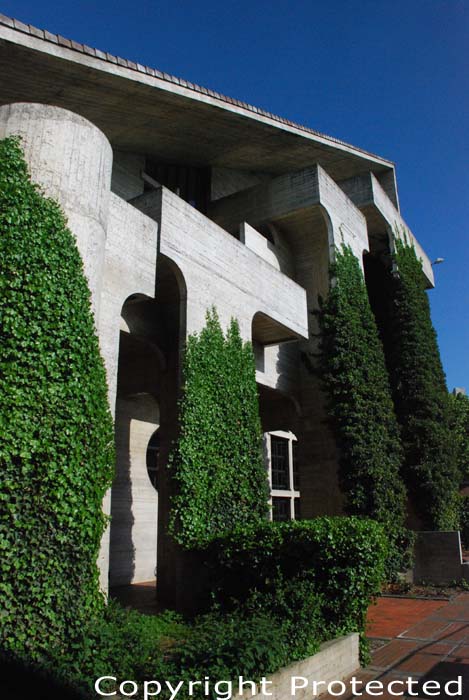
[0,15,434,602]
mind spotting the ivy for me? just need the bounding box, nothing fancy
[449,392,469,482]
[0,137,115,660]
[317,245,409,577]
[169,309,269,548]
[384,236,460,530]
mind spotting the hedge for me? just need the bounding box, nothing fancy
[201,516,388,654]
[0,136,115,660]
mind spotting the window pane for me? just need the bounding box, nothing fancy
[292,441,299,490]
[272,497,291,522]
[271,436,289,489]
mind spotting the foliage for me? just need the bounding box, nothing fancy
[449,392,469,482]
[385,235,460,529]
[2,600,319,700]
[172,607,303,689]
[316,245,409,576]
[0,136,115,660]
[169,309,269,547]
[4,517,382,698]
[448,393,469,545]
[201,516,388,647]
[1,603,185,699]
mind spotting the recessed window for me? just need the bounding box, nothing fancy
[265,431,300,522]
[271,436,289,489]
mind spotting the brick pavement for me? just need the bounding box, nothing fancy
[320,594,469,699]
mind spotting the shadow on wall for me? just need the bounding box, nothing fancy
[109,293,163,588]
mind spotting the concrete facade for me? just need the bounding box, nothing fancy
[0,16,435,598]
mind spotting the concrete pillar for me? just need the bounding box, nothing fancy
[0,102,113,318]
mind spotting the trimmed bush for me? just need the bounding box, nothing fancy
[316,245,409,576]
[385,236,460,529]
[0,136,114,659]
[201,516,388,644]
[169,309,269,547]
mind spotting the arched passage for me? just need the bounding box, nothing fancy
[109,256,186,591]
[109,294,163,587]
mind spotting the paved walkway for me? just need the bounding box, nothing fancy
[321,593,469,699]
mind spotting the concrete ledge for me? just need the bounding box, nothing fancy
[236,633,360,699]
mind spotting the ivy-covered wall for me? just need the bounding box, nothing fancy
[0,136,115,659]
[450,392,469,483]
[169,309,269,548]
[317,245,409,575]
[384,236,460,530]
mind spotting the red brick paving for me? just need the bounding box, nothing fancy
[371,639,420,668]
[328,594,469,699]
[366,597,446,638]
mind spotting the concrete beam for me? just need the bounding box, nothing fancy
[339,172,434,287]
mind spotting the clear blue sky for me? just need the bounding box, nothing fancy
[2,0,468,390]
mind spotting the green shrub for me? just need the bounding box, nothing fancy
[0,136,115,659]
[316,245,409,576]
[172,609,297,689]
[385,235,460,529]
[201,516,388,641]
[169,309,269,547]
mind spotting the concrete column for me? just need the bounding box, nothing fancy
[0,102,113,318]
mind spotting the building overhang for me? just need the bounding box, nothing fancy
[0,15,396,184]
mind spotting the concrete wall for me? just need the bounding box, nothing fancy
[132,188,309,343]
[98,194,159,590]
[240,222,294,276]
[211,166,271,201]
[99,193,159,407]
[236,633,359,699]
[111,151,145,201]
[414,531,469,585]
[110,394,159,586]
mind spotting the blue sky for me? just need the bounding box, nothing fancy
[2,0,468,390]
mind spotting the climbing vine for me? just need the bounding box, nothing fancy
[0,136,115,660]
[169,309,269,548]
[384,235,460,530]
[317,245,409,576]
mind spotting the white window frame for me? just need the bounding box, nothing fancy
[264,430,300,521]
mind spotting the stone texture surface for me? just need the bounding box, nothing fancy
[0,102,112,315]
[236,633,359,700]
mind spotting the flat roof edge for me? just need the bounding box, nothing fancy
[0,13,394,170]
